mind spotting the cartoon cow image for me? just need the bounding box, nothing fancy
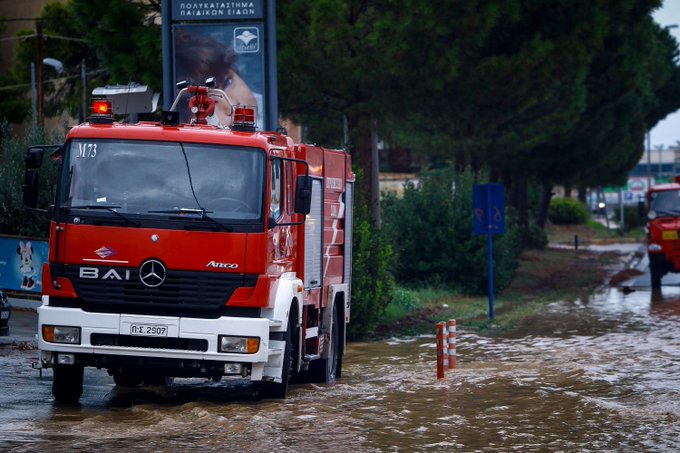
[18,241,36,290]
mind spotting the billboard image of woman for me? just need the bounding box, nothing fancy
[173,24,265,129]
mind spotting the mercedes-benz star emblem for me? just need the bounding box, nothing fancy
[138,259,166,288]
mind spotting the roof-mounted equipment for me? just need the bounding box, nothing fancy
[89,99,114,124]
[231,105,257,132]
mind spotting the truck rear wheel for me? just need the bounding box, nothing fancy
[309,305,340,384]
[52,364,84,404]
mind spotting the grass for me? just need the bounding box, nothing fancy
[372,223,639,338]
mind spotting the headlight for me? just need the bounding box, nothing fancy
[649,243,663,252]
[218,335,259,353]
[42,325,81,344]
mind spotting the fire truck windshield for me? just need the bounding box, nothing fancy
[60,140,264,222]
[650,189,680,217]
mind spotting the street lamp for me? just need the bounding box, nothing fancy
[43,58,63,74]
[31,57,64,131]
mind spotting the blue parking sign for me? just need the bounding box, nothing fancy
[473,184,505,235]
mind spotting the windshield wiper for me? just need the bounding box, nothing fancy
[66,204,141,227]
[147,207,234,232]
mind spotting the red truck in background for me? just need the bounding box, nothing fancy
[23,81,354,404]
[641,176,680,287]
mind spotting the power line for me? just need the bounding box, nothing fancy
[0,69,106,92]
[0,33,87,43]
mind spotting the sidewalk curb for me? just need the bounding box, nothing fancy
[9,297,41,311]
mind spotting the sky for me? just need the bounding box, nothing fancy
[651,1,680,148]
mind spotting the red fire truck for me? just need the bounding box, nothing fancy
[23,81,354,404]
[641,176,680,287]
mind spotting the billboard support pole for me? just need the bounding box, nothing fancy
[161,0,172,110]
[266,0,278,130]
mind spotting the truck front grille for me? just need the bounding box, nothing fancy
[55,265,258,318]
[91,333,208,351]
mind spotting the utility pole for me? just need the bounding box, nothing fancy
[36,20,44,129]
[80,60,87,123]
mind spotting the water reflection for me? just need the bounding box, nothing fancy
[3,285,680,451]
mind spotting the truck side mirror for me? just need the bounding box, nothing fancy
[25,148,45,169]
[23,170,39,209]
[295,175,312,215]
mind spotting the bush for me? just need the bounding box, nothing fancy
[347,179,395,340]
[619,205,645,232]
[0,123,63,237]
[547,197,589,225]
[523,222,548,249]
[382,167,521,295]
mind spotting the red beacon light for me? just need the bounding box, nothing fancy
[231,105,257,131]
[89,99,114,123]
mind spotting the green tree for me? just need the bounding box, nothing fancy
[2,0,162,126]
[70,0,161,92]
[0,123,61,237]
[278,0,383,222]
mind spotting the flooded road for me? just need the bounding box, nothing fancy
[2,284,680,451]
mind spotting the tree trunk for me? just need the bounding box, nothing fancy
[370,118,381,227]
[563,185,572,198]
[577,184,587,203]
[536,182,553,229]
[347,111,379,226]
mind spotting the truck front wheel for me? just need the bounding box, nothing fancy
[112,369,142,387]
[256,320,293,399]
[650,262,663,288]
[52,364,84,404]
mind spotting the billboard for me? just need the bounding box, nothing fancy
[171,1,263,20]
[173,23,266,129]
[0,237,48,294]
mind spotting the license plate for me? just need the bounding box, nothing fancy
[662,230,678,240]
[1,311,8,319]
[129,323,168,337]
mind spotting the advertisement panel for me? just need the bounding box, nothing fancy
[171,1,263,20]
[0,237,48,294]
[173,23,266,129]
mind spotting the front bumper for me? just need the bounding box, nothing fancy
[37,305,283,381]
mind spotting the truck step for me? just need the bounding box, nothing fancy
[304,354,320,361]
[269,319,283,328]
[305,327,318,339]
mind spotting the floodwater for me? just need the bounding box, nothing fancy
[2,285,680,451]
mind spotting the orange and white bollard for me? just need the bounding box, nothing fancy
[436,321,446,379]
[448,319,456,369]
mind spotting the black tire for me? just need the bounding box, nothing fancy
[112,370,143,387]
[309,306,340,384]
[256,320,293,399]
[52,364,84,404]
[650,263,663,288]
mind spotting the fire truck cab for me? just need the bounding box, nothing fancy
[23,85,354,404]
[641,176,680,287]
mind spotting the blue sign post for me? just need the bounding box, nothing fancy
[473,184,506,320]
